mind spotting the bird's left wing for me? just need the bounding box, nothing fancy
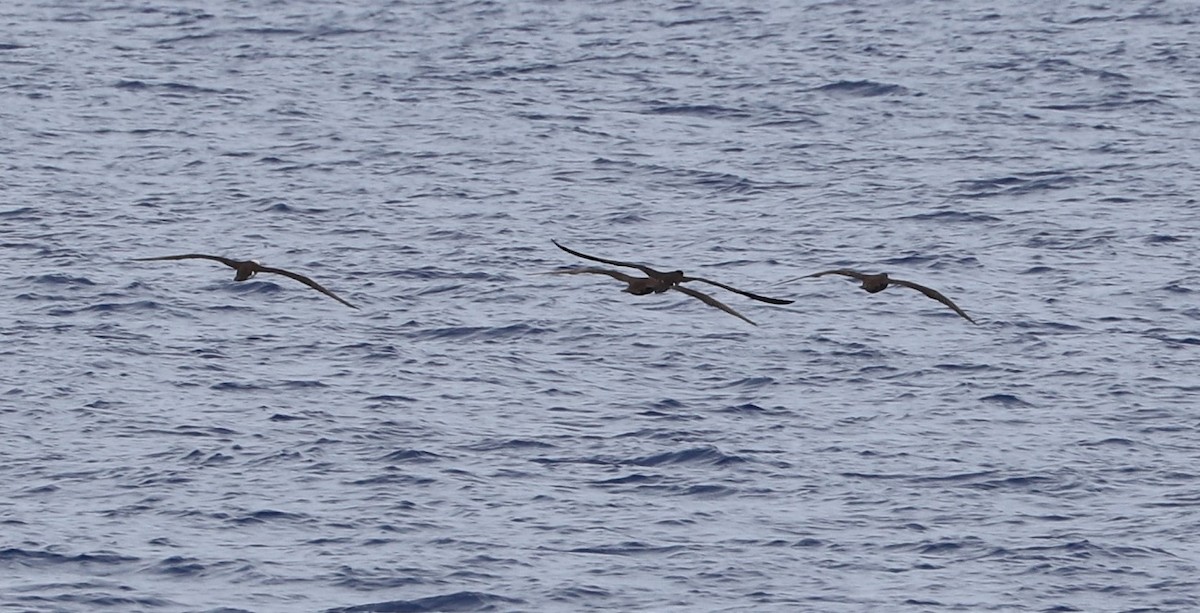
[890,279,976,324]
[671,285,757,326]
[257,266,358,309]
[684,276,794,305]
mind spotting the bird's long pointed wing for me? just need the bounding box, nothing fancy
[552,240,666,277]
[889,278,976,324]
[772,269,868,286]
[257,266,358,309]
[683,276,794,305]
[671,285,757,326]
[542,266,644,284]
[807,269,869,281]
[132,254,242,269]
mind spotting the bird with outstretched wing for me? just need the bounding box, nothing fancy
[552,240,792,305]
[546,266,758,326]
[133,253,358,309]
[784,268,975,324]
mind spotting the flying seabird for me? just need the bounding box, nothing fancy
[133,254,358,309]
[552,240,793,305]
[547,266,757,325]
[789,269,975,324]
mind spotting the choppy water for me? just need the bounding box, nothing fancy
[3,0,1200,611]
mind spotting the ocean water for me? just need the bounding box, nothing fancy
[2,0,1200,611]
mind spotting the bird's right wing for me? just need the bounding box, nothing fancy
[132,254,242,269]
[543,266,642,284]
[552,240,665,278]
[773,269,867,286]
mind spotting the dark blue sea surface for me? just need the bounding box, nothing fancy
[3,0,1199,611]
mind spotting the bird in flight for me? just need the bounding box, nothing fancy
[552,240,793,305]
[788,269,975,323]
[546,266,757,325]
[133,254,358,309]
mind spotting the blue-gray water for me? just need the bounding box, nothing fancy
[3,1,1200,611]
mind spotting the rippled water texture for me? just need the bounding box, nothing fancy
[2,0,1199,611]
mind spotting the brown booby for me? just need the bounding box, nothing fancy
[547,266,757,325]
[552,240,793,305]
[133,254,357,309]
[791,269,975,323]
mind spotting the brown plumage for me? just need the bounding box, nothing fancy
[133,253,357,309]
[547,266,757,326]
[552,240,793,305]
[792,269,975,324]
